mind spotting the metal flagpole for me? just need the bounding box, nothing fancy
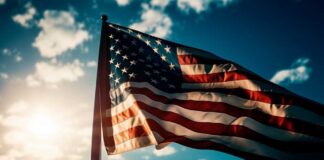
[91,15,109,160]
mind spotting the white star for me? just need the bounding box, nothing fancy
[115,62,121,68]
[116,27,121,31]
[110,46,114,51]
[128,29,133,33]
[136,33,142,39]
[130,60,137,66]
[151,79,158,84]
[153,47,158,54]
[115,50,121,55]
[169,63,175,70]
[115,39,120,43]
[109,58,114,64]
[109,73,114,78]
[164,46,171,53]
[129,73,135,79]
[121,67,128,74]
[161,76,168,82]
[122,55,128,60]
[145,40,151,46]
[146,64,153,68]
[139,47,144,53]
[109,34,114,39]
[131,40,137,45]
[115,77,120,84]
[161,55,167,61]
[144,71,151,76]
[122,45,129,50]
[168,84,175,88]
[156,39,161,45]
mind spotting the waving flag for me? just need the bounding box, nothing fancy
[92,19,324,160]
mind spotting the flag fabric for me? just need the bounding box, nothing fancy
[99,22,324,159]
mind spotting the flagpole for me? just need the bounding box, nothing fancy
[91,14,109,160]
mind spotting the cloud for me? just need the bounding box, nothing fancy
[33,10,91,58]
[15,55,23,62]
[151,0,171,8]
[12,2,36,28]
[0,0,5,5]
[115,0,131,6]
[0,99,94,160]
[26,59,85,87]
[270,58,312,85]
[6,100,28,114]
[2,48,11,56]
[153,146,177,156]
[86,60,97,67]
[129,3,172,38]
[176,0,238,13]
[0,72,9,79]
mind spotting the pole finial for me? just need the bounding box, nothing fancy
[101,15,108,22]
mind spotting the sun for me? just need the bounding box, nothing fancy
[27,113,59,139]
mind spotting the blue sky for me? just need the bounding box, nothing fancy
[0,0,323,160]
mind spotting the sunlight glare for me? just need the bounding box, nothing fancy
[27,114,59,139]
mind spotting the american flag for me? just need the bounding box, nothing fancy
[97,22,324,159]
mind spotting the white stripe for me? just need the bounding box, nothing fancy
[180,64,238,75]
[182,79,285,92]
[110,82,324,127]
[107,113,146,136]
[143,111,324,159]
[107,136,157,155]
[176,46,217,58]
[108,92,323,142]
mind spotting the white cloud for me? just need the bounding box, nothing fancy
[271,58,312,85]
[177,0,210,13]
[142,155,151,160]
[6,100,28,114]
[153,146,176,156]
[2,48,11,56]
[116,0,131,6]
[177,0,237,13]
[129,3,172,38]
[151,0,171,8]
[12,2,36,28]
[86,60,97,67]
[26,59,85,87]
[0,0,5,5]
[33,10,91,58]
[0,72,9,79]
[15,55,23,62]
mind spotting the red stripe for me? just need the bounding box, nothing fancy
[182,70,258,83]
[178,55,229,65]
[127,87,324,138]
[105,99,324,153]
[194,87,324,116]
[146,119,273,160]
[110,105,139,125]
[107,125,150,146]
[135,101,324,153]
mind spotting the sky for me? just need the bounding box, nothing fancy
[0,0,323,160]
